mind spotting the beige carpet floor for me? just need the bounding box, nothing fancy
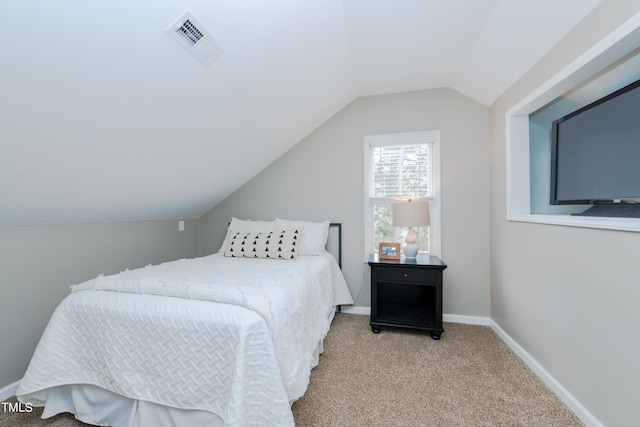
[1,313,583,426]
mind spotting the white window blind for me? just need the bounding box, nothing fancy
[370,143,433,198]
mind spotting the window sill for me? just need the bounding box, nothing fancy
[508,213,640,233]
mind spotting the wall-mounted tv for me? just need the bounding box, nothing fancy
[550,78,640,218]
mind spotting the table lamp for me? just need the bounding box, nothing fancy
[392,199,430,259]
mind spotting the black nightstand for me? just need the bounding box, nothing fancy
[368,253,447,340]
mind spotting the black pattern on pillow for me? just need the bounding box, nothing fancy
[224,229,300,259]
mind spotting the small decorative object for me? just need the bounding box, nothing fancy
[392,199,430,259]
[378,242,401,260]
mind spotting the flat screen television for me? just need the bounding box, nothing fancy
[550,77,640,218]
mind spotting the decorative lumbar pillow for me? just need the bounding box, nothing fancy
[224,229,300,260]
[219,217,275,253]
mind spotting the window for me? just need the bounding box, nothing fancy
[364,131,441,258]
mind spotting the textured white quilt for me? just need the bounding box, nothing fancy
[18,253,353,426]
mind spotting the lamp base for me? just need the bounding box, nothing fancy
[402,243,419,259]
[403,227,419,259]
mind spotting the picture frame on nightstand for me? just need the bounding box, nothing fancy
[378,242,401,260]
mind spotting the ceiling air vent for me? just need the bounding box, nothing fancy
[167,10,224,67]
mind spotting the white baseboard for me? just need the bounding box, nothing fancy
[490,320,604,427]
[341,306,491,327]
[0,379,20,401]
[340,305,370,315]
[443,313,490,325]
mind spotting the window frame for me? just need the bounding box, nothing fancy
[363,131,442,260]
[506,14,640,233]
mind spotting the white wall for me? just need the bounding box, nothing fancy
[490,1,640,425]
[0,220,199,388]
[199,88,490,317]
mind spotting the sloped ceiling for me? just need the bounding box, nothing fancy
[0,0,600,226]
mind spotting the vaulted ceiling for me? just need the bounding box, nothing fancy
[1,0,601,226]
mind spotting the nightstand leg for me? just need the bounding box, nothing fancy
[371,325,381,333]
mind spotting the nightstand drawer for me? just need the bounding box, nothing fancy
[375,267,436,284]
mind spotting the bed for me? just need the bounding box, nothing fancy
[16,218,353,426]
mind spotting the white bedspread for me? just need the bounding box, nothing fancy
[17,253,353,426]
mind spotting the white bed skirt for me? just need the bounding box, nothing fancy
[43,384,224,427]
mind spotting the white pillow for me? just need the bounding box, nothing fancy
[274,218,329,255]
[219,218,275,253]
[224,229,300,260]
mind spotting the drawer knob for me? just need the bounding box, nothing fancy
[403,273,408,277]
